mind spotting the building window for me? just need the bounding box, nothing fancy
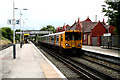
[84,34,86,40]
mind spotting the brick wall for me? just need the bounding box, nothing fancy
[91,22,106,37]
[109,25,115,34]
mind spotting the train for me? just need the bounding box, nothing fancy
[38,30,82,54]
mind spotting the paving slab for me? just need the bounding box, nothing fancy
[0,43,66,79]
[1,43,45,78]
[82,45,120,58]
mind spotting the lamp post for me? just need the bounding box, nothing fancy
[22,19,28,44]
[13,0,16,59]
[102,4,110,49]
[14,8,28,48]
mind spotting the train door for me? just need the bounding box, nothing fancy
[49,36,51,44]
[71,34,76,47]
[61,34,63,47]
[54,35,56,46]
[59,34,62,47]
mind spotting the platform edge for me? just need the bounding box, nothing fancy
[32,43,67,79]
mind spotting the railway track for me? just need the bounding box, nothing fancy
[83,50,120,65]
[80,55,120,72]
[66,56,120,79]
[60,52,120,79]
[0,43,13,51]
[34,42,118,80]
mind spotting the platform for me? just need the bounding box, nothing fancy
[0,42,66,79]
[82,45,120,58]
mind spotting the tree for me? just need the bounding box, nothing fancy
[1,29,7,38]
[40,27,46,31]
[46,25,56,33]
[1,27,13,41]
[15,29,20,41]
[40,25,56,33]
[102,0,120,36]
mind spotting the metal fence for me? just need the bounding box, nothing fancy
[101,35,120,48]
[92,37,97,46]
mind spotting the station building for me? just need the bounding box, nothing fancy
[56,17,116,46]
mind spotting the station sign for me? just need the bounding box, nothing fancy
[103,33,111,36]
[7,19,20,25]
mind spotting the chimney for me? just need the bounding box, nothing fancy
[102,18,106,25]
[63,24,66,31]
[78,18,80,23]
[95,15,97,22]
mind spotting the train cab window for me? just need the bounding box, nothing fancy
[65,35,71,40]
[65,32,81,40]
[75,32,81,40]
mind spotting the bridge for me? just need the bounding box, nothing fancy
[16,30,53,43]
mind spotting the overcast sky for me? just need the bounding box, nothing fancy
[0,0,107,30]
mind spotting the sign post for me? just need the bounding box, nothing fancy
[103,33,111,49]
[13,0,16,59]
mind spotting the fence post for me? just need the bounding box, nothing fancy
[108,36,110,49]
[97,36,101,46]
[102,36,104,48]
[118,36,120,48]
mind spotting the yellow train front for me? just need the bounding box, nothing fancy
[38,30,82,54]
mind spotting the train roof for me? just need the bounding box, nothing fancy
[38,31,65,38]
[38,30,81,38]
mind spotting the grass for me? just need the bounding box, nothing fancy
[0,37,11,45]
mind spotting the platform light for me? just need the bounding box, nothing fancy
[13,0,16,59]
[14,8,28,48]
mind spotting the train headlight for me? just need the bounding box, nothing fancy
[77,43,81,46]
[65,43,70,47]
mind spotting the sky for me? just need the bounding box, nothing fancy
[0,0,107,30]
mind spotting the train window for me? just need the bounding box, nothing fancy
[56,35,59,41]
[47,37,49,43]
[46,37,48,43]
[51,36,54,40]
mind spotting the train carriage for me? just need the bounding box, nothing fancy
[38,30,82,53]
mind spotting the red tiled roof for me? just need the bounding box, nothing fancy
[65,24,70,30]
[69,18,82,31]
[69,24,77,30]
[68,21,76,30]
[75,18,82,31]
[68,21,97,32]
[60,27,63,30]
[103,25,109,29]
[81,21,97,33]
[56,17,109,33]
[63,25,66,31]
[85,16,92,22]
